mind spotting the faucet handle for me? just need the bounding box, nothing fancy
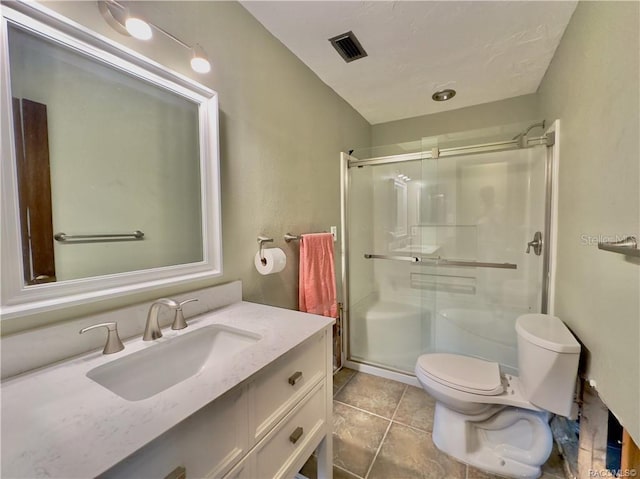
[79,322,125,355]
[171,299,199,330]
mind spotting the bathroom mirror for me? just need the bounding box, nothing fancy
[0,4,222,319]
[389,178,408,238]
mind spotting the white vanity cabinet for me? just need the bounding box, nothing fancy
[99,328,332,479]
[99,386,250,479]
[252,381,327,479]
[250,329,327,444]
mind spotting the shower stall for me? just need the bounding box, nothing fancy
[340,122,559,381]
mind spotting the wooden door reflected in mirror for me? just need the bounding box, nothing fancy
[12,97,56,285]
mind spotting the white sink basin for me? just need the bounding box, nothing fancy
[87,324,261,401]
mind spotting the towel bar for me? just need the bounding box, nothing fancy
[54,231,144,242]
[598,236,640,257]
[284,233,301,242]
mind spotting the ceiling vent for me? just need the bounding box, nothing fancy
[329,31,368,63]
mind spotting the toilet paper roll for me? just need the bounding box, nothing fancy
[254,248,287,275]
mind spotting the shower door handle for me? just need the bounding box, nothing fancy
[364,254,421,262]
[364,253,517,269]
[526,232,543,256]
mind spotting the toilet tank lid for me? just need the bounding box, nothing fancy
[516,314,580,353]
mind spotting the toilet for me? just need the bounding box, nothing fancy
[415,313,580,479]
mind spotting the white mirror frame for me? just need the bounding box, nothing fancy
[0,3,222,320]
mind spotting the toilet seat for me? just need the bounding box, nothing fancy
[416,353,503,396]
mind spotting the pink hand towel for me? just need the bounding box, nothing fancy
[299,233,338,318]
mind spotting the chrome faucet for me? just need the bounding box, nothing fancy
[171,299,198,330]
[143,298,180,341]
[79,322,125,354]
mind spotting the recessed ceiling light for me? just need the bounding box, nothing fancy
[432,89,456,102]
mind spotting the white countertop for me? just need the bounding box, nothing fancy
[1,301,334,479]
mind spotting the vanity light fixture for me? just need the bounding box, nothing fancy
[190,44,211,74]
[98,1,211,74]
[98,1,152,40]
[124,15,152,41]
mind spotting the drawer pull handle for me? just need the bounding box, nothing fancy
[289,426,304,444]
[288,371,303,386]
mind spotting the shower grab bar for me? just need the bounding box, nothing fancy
[598,236,640,257]
[54,230,144,242]
[364,253,517,269]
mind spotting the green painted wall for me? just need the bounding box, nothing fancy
[538,0,640,443]
[371,94,539,146]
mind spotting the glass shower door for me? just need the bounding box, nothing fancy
[347,157,435,373]
[418,142,548,373]
[345,136,549,375]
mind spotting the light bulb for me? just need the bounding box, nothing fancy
[191,45,211,74]
[125,16,152,40]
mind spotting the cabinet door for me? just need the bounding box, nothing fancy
[219,453,255,479]
[99,387,248,479]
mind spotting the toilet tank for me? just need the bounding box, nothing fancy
[516,314,581,416]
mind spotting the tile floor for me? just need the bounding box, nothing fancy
[300,368,567,479]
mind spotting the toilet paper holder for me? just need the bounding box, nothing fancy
[257,236,274,265]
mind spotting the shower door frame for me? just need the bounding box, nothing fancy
[339,121,561,383]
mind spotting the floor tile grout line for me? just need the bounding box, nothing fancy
[363,415,393,479]
[389,385,408,422]
[334,463,365,479]
[390,417,433,435]
[333,399,396,422]
[363,385,408,479]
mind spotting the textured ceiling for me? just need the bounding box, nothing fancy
[241,1,577,124]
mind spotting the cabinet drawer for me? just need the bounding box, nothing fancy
[255,382,326,479]
[251,331,326,442]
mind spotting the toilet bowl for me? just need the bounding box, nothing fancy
[415,314,580,479]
